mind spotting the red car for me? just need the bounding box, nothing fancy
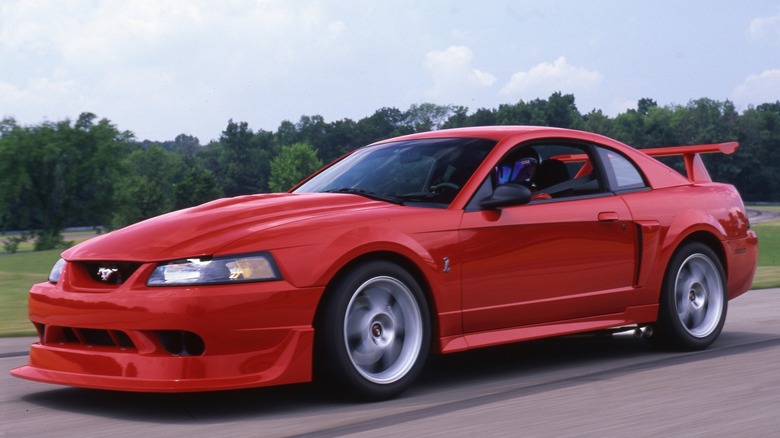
[12,126,758,400]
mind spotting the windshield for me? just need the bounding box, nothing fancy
[294,138,496,207]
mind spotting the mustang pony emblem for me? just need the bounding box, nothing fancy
[97,267,119,282]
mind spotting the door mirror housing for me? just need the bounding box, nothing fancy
[480,183,532,209]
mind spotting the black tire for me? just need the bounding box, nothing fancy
[652,242,727,350]
[316,260,431,401]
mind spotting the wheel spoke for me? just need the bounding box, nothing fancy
[688,261,706,285]
[670,251,725,340]
[342,274,425,385]
[345,310,368,347]
[379,339,403,371]
[675,274,692,324]
[353,350,382,369]
[678,303,692,328]
[689,303,706,329]
[364,288,387,313]
[676,270,693,301]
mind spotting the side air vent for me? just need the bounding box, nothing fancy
[41,325,136,350]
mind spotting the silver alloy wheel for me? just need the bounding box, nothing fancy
[673,253,724,338]
[343,276,424,384]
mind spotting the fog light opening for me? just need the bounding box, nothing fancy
[156,330,205,356]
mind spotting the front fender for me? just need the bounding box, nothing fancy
[220,206,463,315]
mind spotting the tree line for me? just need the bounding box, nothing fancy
[1,92,778,251]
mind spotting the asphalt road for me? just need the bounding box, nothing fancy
[2,289,779,437]
[748,208,780,224]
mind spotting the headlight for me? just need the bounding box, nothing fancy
[49,258,67,283]
[147,252,281,286]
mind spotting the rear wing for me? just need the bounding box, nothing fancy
[639,142,738,183]
[552,142,738,183]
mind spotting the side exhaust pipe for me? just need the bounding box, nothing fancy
[634,325,654,339]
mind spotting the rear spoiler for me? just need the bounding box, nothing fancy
[552,142,738,183]
[639,142,738,183]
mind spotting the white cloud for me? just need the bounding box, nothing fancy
[748,13,780,42]
[0,81,24,101]
[1,2,778,141]
[0,0,352,140]
[500,57,603,97]
[424,46,497,99]
[0,74,88,123]
[732,69,780,105]
[328,20,346,36]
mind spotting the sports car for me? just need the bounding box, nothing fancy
[12,126,758,400]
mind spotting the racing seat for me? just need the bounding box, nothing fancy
[534,159,569,191]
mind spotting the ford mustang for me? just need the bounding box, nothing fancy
[11,126,758,400]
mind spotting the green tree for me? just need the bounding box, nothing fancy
[268,142,323,192]
[206,121,275,196]
[0,118,30,231]
[112,145,185,228]
[404,103,454,131]
[218,120,259,196]
[354,107,413,145]
[463,107,499,126]
[441,105,469,129]
[637,98,658,115]
[733,103,780,201]
[0,114,131,248]
[294,115,358,163]
[174,167,222,210]
[583,109,612,135]
[541,92,584,128]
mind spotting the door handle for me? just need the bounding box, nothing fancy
[598,211,620,222]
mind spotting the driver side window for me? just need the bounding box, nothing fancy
[468,142,624,211]
[496,143,602,201]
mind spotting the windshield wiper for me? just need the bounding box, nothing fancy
[396,192,438,202]
[324,188,403,205]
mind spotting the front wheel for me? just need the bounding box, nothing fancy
[316,261,431,400]
[652,242,727,350]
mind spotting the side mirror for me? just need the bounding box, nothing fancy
[480,183,532,209]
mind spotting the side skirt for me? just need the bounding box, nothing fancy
[438,304,658,353]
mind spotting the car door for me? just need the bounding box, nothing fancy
[459,142,638,333]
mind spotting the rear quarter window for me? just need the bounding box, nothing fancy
[597,147,646,191]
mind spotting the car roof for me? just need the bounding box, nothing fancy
[373,125,572,144]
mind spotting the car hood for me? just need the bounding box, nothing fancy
[63,193,388,262]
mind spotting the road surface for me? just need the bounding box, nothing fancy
[2,289,779,437]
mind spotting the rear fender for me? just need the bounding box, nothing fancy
[644,210,727,297]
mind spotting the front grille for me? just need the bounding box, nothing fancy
[77,261,142,286]
[38,323,136,351]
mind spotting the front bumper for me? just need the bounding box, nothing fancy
[11,263,323,392]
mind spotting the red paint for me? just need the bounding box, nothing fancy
[12,126,758,392]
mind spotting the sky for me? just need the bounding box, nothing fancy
[2,1,780,143]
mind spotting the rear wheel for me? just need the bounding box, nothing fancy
[317,261,430,400]
[653,242,727,350]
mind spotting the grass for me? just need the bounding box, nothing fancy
[0,231,98,337]
[0,223,778,338]
[0,249,61,336]
[751,220,780,290]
